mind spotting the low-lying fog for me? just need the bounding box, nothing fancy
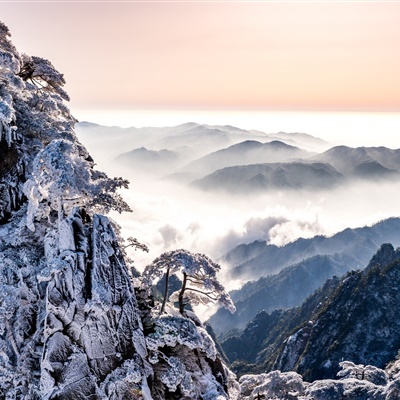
[75,121,400,291]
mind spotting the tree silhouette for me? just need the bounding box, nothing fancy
[143,249,235,315]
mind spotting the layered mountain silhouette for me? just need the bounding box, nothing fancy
[191,145,400,193]
[208,218,400,336]
[223,217,400,281]
[115,147,182,175]
[77,122,331,175]
[192,162,343,192]
[179,140,313,177]
[265,131,330,151]
[221,243,400,384]
[78,122,400,194]
[312,145,400,177]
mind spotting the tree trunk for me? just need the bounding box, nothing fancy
[179,272,187,314]
[160,267,170,315]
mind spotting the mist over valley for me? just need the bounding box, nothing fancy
[76,121,400,293]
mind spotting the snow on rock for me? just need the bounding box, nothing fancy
[233,360,400,400]
[337,361,388,386]
[239,370,304,400]
[383,374,400,399]
[0,19,240,400]
[146,315,217,360]
[160,356,192,392]
[0,206,154,399]
[303,378,385,400]
[146,314,236,399]
[40,211,152,399]
[275,322,314,372]
[99,357,145,399]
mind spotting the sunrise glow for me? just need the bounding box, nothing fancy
[3,2,400,113]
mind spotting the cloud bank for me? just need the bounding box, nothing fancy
[76,123,400,290]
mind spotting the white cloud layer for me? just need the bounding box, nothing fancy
[77,121,400,293]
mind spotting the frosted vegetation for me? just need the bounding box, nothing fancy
[0,20,237,399]
[3,18,400,400]
[143,249,235,315]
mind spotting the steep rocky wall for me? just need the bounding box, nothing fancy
[225,244,400,385]
[0,205,236,399]
[273,245,400,382]
[40,211,152,399]
[0,207,153,399]
[0,138,24,224]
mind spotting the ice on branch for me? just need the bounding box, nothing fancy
[143,249,235,315]
[23,139,131,231]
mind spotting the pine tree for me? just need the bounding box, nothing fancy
[143,249,236,315]
[0,20,131,228]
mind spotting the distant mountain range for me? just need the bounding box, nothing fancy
[265,131,331,151]
[77,122,400,192]
[311,145,400,175]
[208,218,400,335]
[220,243,400,382]
[76,121,330,174]
[77,122,329,153]
[114,147,183,175]
[191,144,400,193]
[191,161,343,192]
[179,140,314,177]
[223,217,400,281]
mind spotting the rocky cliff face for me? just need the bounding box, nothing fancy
[40,212,152,399]
[0,123,150,398]
[0,201,236,399]
[0,21,236,400]
[270,244,400,382]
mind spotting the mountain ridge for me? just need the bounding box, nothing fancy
[221,243,400,383]
[192,161,343,193]
[207,218,400,336]
[179,140,313,177]
[224,217,400,281]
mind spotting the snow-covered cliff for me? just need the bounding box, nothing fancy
[0,20,236,399]
[4,17,400,400]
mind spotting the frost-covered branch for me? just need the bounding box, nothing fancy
[183,287,219,301]
[23,139,131,231]
[122,237,149,253]
[143,249,236,315]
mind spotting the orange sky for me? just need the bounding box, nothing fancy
[2,1,400,112]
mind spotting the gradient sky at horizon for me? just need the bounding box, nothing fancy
[2,1,400,113]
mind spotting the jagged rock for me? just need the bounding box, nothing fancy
[303,378,385,400]
[39,211,152,398]
[0,20,236,400]
[239,370,305,400]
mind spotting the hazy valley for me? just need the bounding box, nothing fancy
[76,121,400,271]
